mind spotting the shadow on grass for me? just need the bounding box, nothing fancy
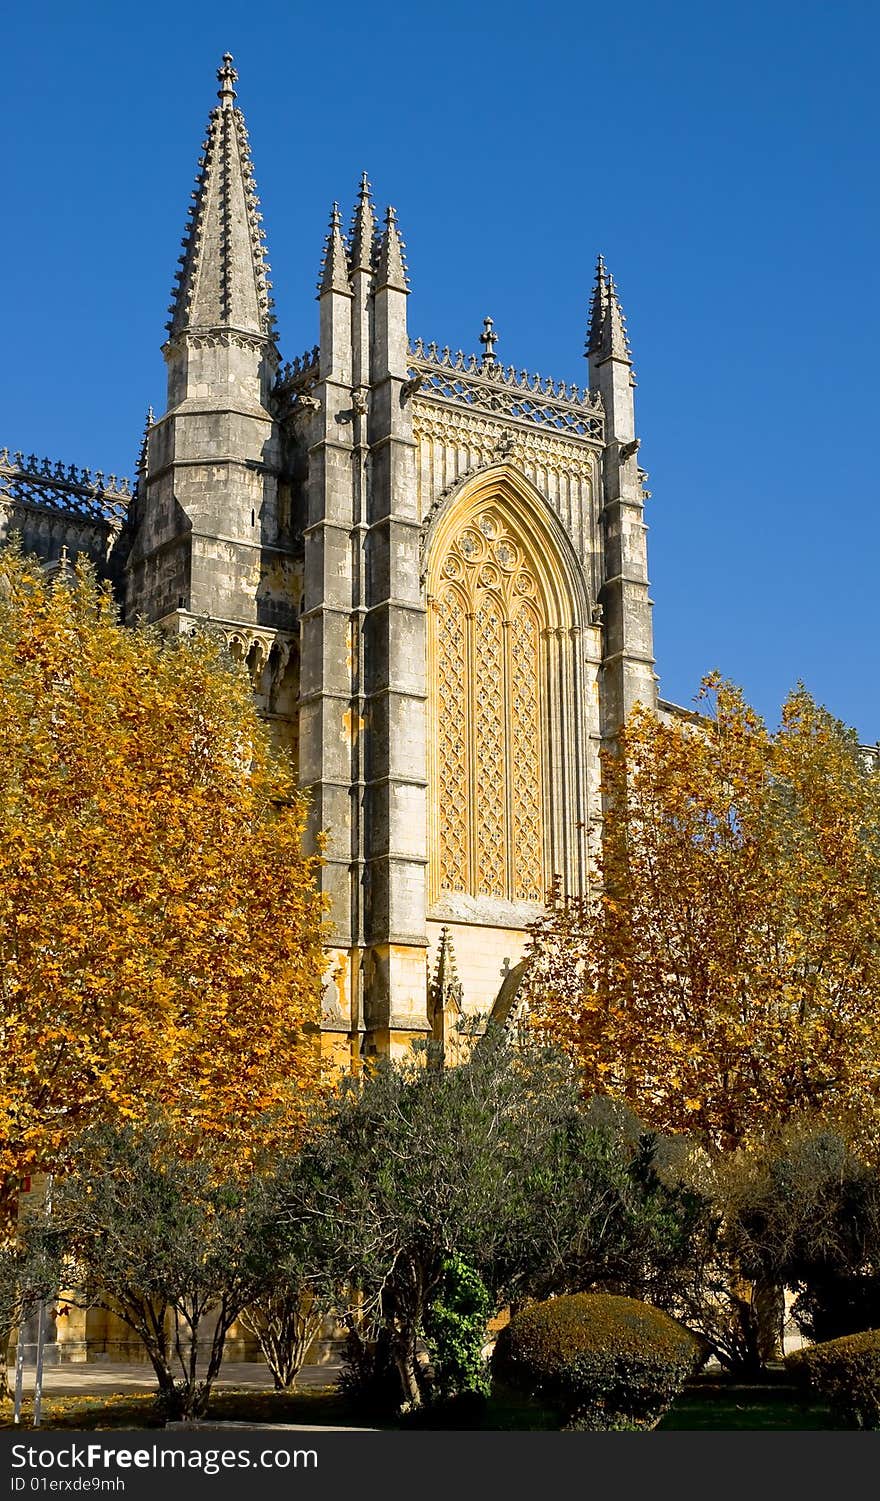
[1,1379,835,1432]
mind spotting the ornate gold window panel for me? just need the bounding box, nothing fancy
[429,504,546,904]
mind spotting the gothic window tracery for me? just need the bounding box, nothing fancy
[430,503,546,904]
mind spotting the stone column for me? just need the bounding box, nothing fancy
[298,210,358,1059]
[363,209,429,1052]
[588,264,657,733]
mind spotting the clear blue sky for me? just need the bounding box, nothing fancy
[2,1,877,737]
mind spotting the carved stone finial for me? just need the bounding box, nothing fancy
[586,253,607,358]
[479,315,498,368]
[605,274,632,362]
[217,53,238,106]
[136,405,155,480]
[429,925,464,1031]
[587,260,633,368]
[318,202,351,296]
[349,171,376,274]
[373,205,409,293]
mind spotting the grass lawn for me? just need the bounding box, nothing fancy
[1,1379,835,1431]
[0,1387,352,1432]
[658,1385,832,1431]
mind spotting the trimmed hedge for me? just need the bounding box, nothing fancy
[787,1330,880,1429]
[493,1292,703,1431]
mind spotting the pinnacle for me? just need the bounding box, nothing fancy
[586,256,632,365]
[165,57,276,343]
[479,315,499,369]
[373,205,409,293]
[318,202,351,296]
[136,406,154,479]
[348,171,376,274]
[586,253,608,358]
[217,52,237,107]
[605,274,633,362]
[432,926,459,990]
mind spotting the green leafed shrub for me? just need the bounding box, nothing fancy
[424,1255,492,1403]
[493,1292,703,1430]
[787,1330,880,1429]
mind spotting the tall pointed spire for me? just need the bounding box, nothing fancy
[348,171,375,274]
[586,257,632,367]
[136,406,154,481]
[373,206,409,292]
[586,253,608,358]
[429,927,464,1028]
[604,274,633,363]
[165,54,276,342]
[318,203,350,295]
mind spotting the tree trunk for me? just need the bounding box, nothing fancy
[240,1293,323,1391]
[754,1276,785,1365]
[392,1332,423,1411]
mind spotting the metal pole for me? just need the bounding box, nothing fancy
[31,1174,53,1430]
[12,1317,25,1425]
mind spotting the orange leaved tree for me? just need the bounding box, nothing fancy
[0,546,327,1226]
[525,676,880,1152]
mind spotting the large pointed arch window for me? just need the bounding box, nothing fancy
[429,502,546,904]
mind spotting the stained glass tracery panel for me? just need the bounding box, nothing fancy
[431,505,548,904]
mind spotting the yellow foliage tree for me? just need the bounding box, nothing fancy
[525,676,880,1150]
[0,546,327,1224]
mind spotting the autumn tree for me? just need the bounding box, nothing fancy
[0,545,326,1226]
[29,1119,288,1419]
[525,676,880,1152]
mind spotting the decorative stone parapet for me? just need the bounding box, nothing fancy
[408,339,604,440]
[0,448,131,522]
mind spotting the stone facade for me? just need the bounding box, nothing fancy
[1,56,660,1067]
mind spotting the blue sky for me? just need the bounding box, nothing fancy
[2,1,877,737]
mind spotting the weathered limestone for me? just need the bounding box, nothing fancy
[6,57,661,1058]
[361,207,429,1051]
[124,53,297,693]
[587,256,657,733]
[299,202,358,1055]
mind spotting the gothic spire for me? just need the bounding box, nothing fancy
[429,927,463,1019]
[348,171,376,274]
[586,257,632,365]
[604,274,633,362]
[373,206,409,292]
[318,203,351,295]
[136,406,154,480]
[586,253,608,357]
[165,54,276,342]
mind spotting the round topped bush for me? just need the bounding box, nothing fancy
[493,1292,703,1430]
[787,1329,880,1429]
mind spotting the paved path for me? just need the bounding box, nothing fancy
[13,1360,340,1396]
